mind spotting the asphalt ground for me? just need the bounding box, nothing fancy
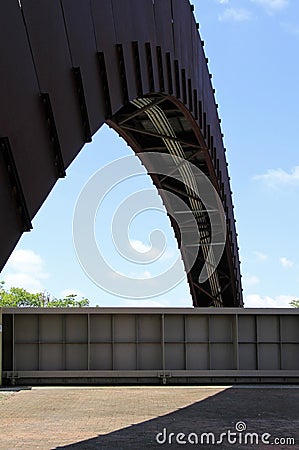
[0,386,298,449]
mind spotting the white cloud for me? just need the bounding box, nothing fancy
[6,249,45,274]
[253,166,299,189]
[280,256,294,268]
[2,249,49,292]
[218,8,252,22]
[250,0,288,12]
[217,0,229,4]
[129,239,162,262]
[245,294,294,308]
[243,273,260,288]
[130,239,151,253]
[253,251,268,262]
[3,273,45,293]
[129,239,176,262]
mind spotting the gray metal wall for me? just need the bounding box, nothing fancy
[2,308,299,385]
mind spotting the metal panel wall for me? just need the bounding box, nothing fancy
[2,308,299,385]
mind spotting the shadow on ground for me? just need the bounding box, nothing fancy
[55,387,299,449]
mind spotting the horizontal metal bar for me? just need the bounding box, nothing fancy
[3,370,298,378]
[184,242,226,247]
[173,209,218,214]
[121,124,200,149]
[179,223,210,231]
[160,182,201,203]
[2,307,299,315]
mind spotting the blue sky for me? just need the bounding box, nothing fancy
[1,0,299,308]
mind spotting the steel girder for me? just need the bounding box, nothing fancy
[0,0,242,307]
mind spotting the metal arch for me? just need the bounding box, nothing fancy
[0,0,242,307]
[129,97,224,304]
[110,95,236,306]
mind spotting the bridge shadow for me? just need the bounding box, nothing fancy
[55,386,299,450]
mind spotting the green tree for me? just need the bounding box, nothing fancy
[0,281,90,307]
[290,299,299,308]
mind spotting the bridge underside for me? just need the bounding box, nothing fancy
[0,0,242,306]
[110,95,237,307]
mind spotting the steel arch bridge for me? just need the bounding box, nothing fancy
[0,0,242,307]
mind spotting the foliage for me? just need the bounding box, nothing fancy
[290,299,299,308]
[0,281,89,308]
